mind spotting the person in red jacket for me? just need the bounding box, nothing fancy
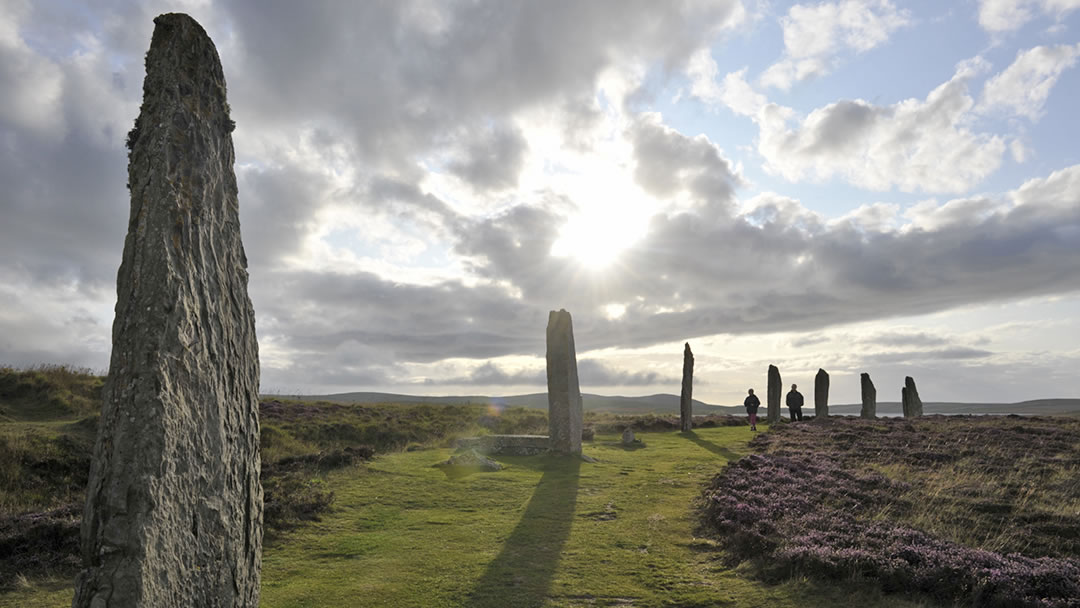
[744,388,761,431]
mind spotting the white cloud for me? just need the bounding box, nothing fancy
[978,44,1080,120]
[1010,138,1029,162]
[756,59,1006,193]
[685,49,769,118]
[977,0,1080,33]
[829,202,901,232]
[760,0,910,90]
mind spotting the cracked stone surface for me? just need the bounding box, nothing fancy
[902,376,924,418]
[679,343,694,432]
[547,309,583,455]
[815,368,830,418]
[73,13,261,608]
[860,373,877,419]
[767,365,782,424]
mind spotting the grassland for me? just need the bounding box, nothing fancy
[3,366,1077,607]
[3,426,931,608]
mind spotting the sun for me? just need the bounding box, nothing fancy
[550,211,641,269]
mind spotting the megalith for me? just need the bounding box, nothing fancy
[679,343,694,432]
[860,373,876,419]
[814,368,830,418]
[73,14,261,608]
[547,309,583,455]
[902,376,923,418]
[767,365,781,424]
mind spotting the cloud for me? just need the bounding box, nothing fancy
[978,43,1080,120]
[977,0,1080,33]
[627,112,743,208]
[760,0,910,90]
[757,58,1006,193]
[429,358,673,388]
[687,61,768,117]
[445,123,528,192]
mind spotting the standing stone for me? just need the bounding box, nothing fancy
[767,365,782,424]
[902,376,924,418]
[679,343,694,432]
[814,368,830,418]
[621,428,636,445]
[547,309,583,455]
[74,14,261,608]
[860,373,876,419]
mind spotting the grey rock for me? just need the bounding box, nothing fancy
[546,309,583,455]
[902,376,924,418]
[814,368,830,418]
[767,365,782,424]
[454,435,549,456]
[73,14,261,608]
[860,373,877,419]
[445,449,503,471]
[621,428,635,445]
[679,342,694,432]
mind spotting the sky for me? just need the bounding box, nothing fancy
[1,0,1079,405]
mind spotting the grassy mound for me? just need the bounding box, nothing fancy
[0,366,103,422]
[699,416,1080,607]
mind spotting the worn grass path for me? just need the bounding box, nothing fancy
[2,426,928,607]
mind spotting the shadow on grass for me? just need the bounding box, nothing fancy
[468,456,581,608]
[681,431,741,461]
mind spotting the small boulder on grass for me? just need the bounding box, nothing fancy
[442,448,502,472]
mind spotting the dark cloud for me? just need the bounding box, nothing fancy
[629,113,743,209]
[220,0,744,169]
[578,359,675,387]
[446,124,527,192]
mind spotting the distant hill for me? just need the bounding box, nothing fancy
[277,391,1080,416]
[285,391,736,415]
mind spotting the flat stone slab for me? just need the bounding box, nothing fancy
[456,435,551,456]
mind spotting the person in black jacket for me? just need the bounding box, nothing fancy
[786,383,804,421]
[744,388,761,431]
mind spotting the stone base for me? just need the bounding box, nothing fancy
[455,435,551,456]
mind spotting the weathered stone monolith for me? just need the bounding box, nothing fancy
[902,376,923,418]
[814,368,830,418]
[767,365,781,423]
[73,14,261,608]
[860,373,876,419]
[679,342,694,432]
[547,309,583,455]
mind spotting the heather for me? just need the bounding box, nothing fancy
[700,416,1080,607]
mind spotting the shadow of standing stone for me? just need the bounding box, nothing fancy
[73,13,261,608]
[469,458,581,607]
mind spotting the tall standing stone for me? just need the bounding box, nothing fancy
[74,14,261,608]
[679,343,694,432]
[902,376,923,418]
[767,365,781,424]
[814,368,830,418]
[860,373,876,419]
[547,309,583,455]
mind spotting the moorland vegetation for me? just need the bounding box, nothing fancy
[2,365,1078,607]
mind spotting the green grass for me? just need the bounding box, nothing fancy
[0,426,932,607]
[0,365,103,422]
